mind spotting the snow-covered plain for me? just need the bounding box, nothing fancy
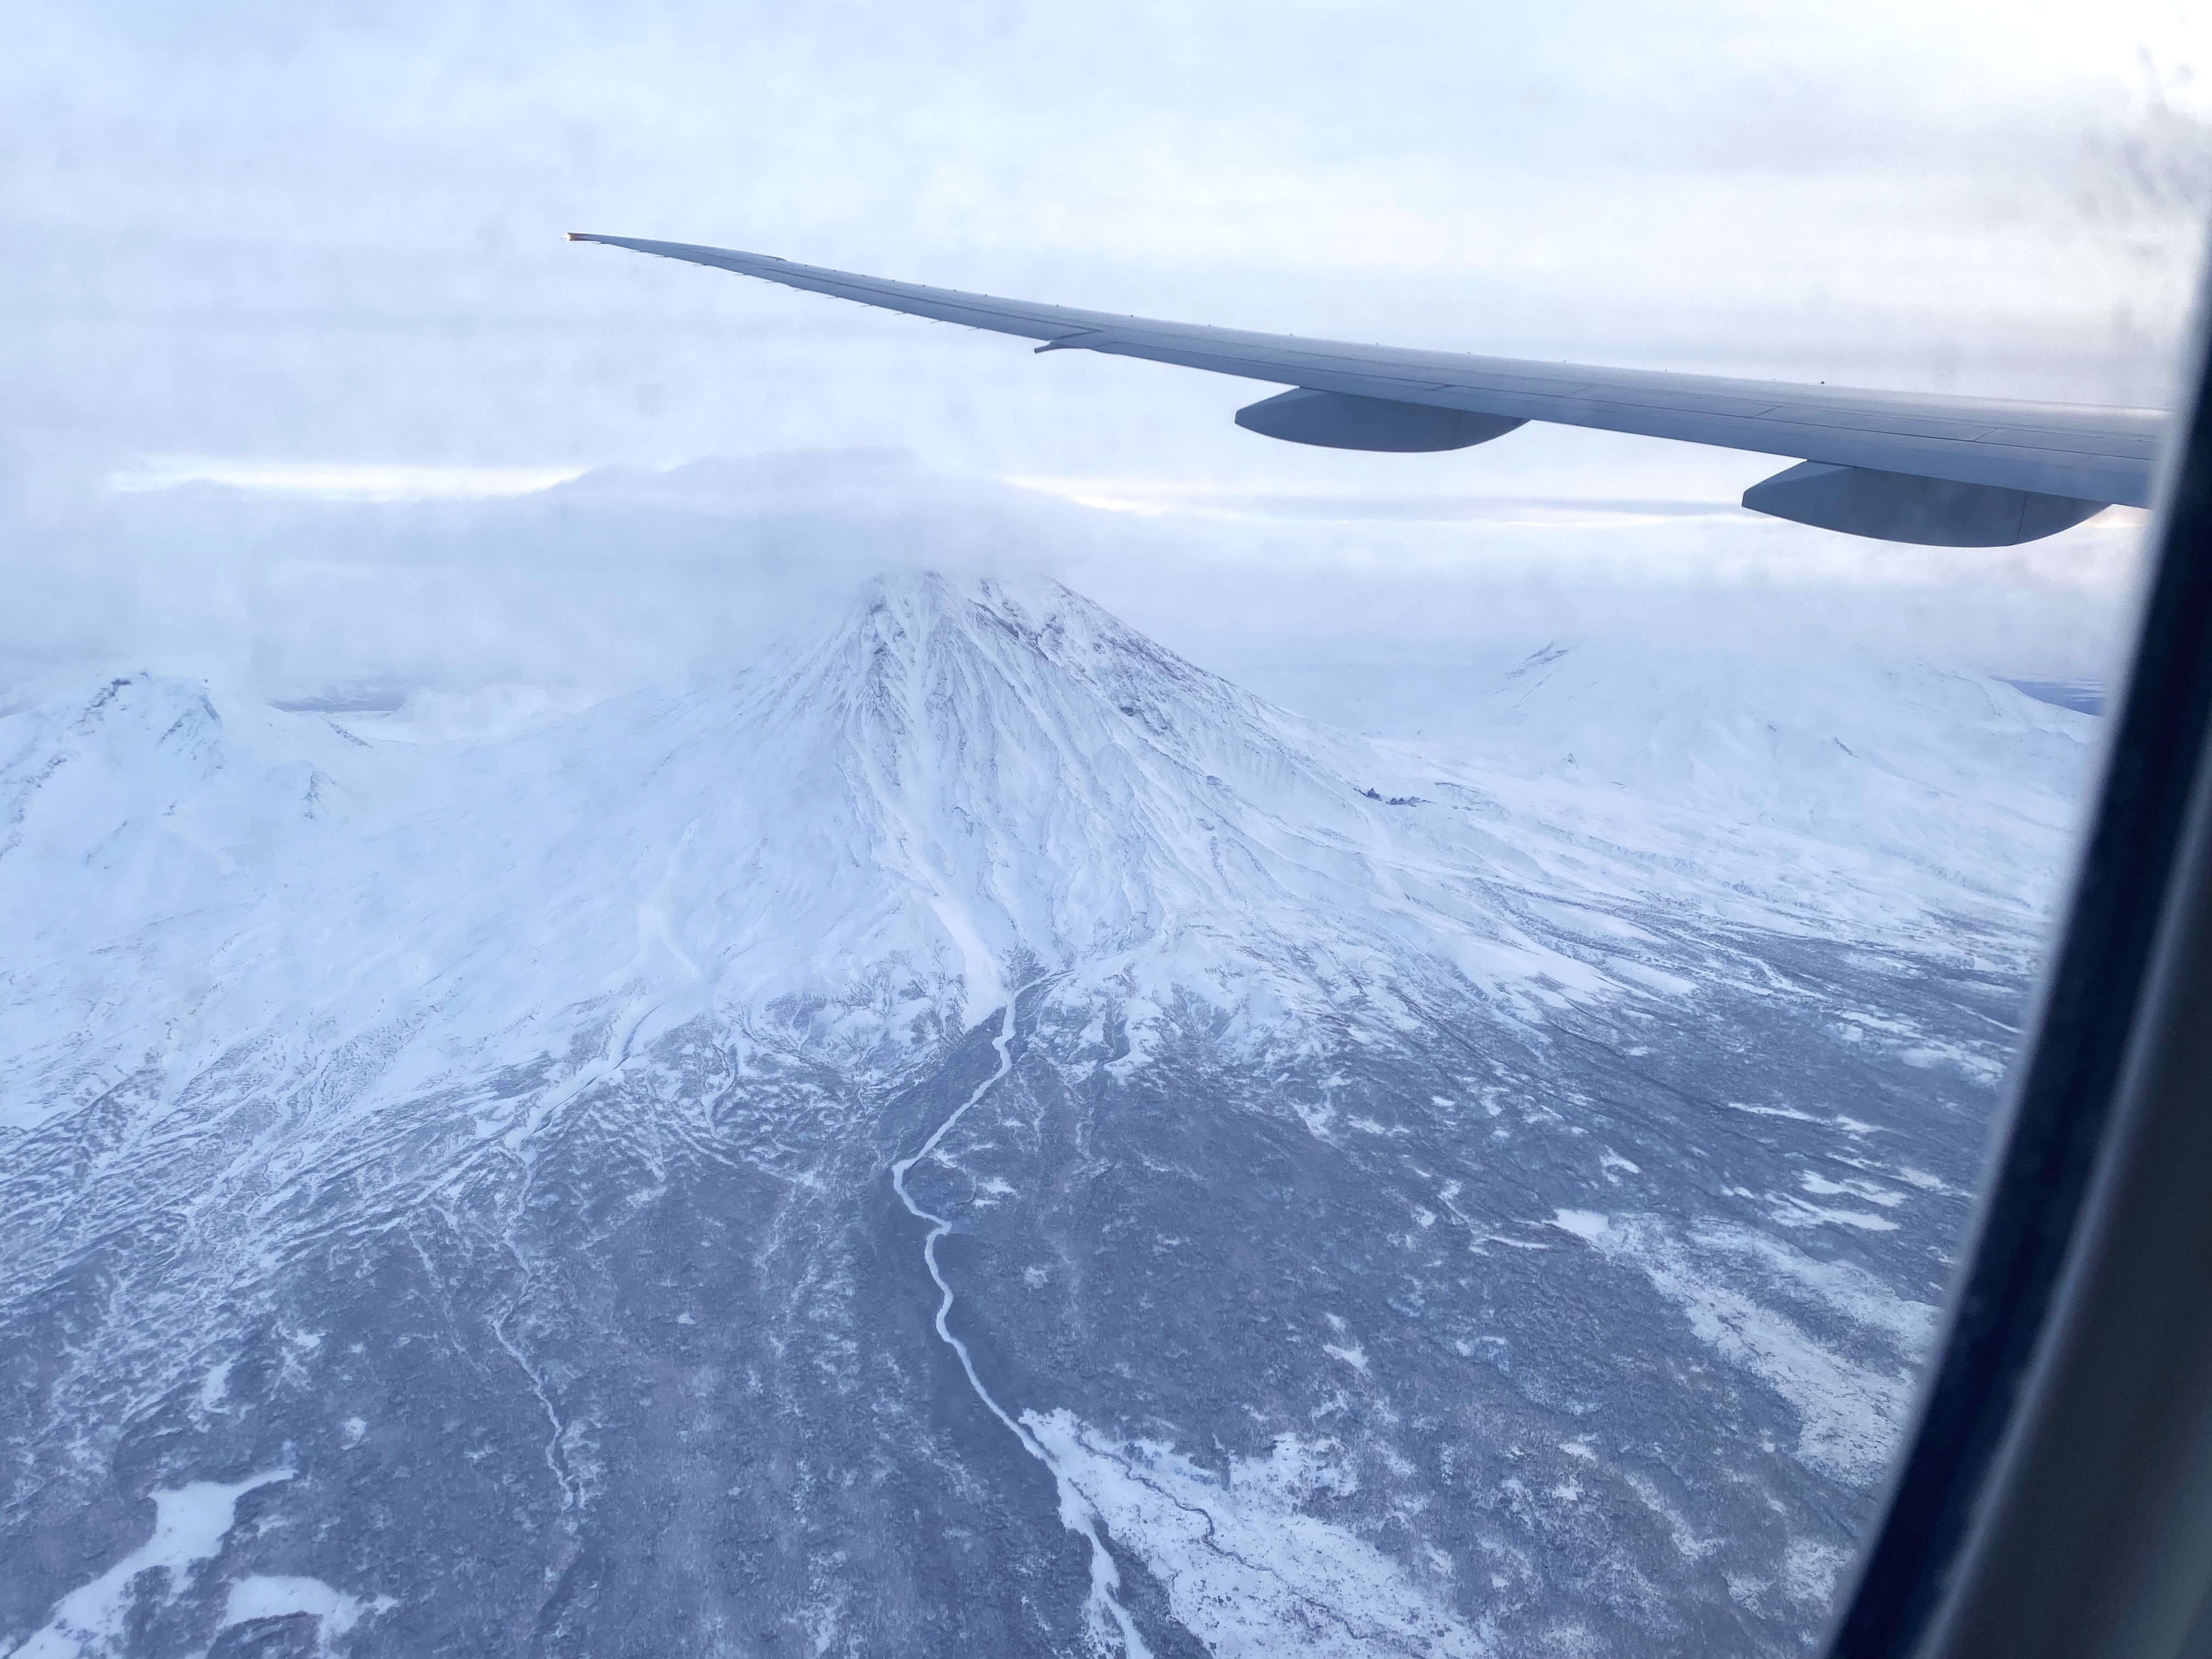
[0,572,2097,1656]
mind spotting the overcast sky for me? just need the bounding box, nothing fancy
[7,0,2210,701]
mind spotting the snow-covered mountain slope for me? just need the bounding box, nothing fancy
[1,574,2087,1139]
[1240,636,2096,924]
[0,573,2090,1659]
[1436,640,2094,909]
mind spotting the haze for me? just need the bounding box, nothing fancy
[5,0,2209,703]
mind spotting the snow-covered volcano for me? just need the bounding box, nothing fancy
[2,573,2091,1657]
[1,572,2082,1136]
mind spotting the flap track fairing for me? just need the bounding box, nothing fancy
[1742,460,2107,546]
[1235,388,1526,453]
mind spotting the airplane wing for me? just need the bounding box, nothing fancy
[568,232,2165,545]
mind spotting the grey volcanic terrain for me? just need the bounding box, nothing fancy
[2,574,2090,1657]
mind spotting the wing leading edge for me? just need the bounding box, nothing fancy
[568,232,2165,545]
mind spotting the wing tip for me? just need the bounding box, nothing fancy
[563,232,795,268]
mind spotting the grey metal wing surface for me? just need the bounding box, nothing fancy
[568,233,2166,544]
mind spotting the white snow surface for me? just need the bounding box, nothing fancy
[3,1470,290,1659]
[0,570,2094,1134]
[1027,1411,1489,1658]
[1549,1211,1925,1482]
[1429,638,2096,902]
[218,1575,383,1653]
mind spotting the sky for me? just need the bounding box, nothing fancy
[6,0,2211,704]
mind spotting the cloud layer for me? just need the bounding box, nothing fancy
[3,1,2194,699]
[2,452,2151,712]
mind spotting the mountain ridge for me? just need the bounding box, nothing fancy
[1,568,2074,1658]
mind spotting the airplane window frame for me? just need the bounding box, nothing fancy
[1826,292,2212,1658]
